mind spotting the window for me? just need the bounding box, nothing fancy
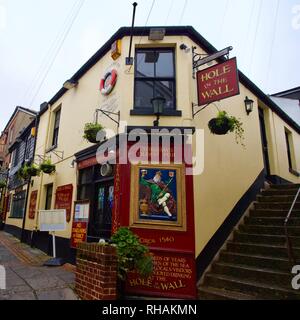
[25,135,34,161]
[285,129,298,175]
[8,127,14,144]
[52,109,61,147]
[10,191,26,218]
[45,184,53,210]
[78,168,93,201]
[134,48,176,111]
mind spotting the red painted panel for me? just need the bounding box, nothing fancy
[113,141,197,299]
[126,250,197,299]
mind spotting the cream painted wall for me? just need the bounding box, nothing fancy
[191,83,264,256]
[22,33,299,252]
[265,108,300,183]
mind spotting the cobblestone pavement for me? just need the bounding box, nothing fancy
[0,232,78,300]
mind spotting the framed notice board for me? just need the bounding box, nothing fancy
[71,201,90,249]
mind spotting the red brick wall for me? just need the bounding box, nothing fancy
[75,243,118,300]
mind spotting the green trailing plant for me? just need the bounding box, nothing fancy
[208,111,245,147]
[83,122,104,144]
[17,165,30,180]
[26,163,41,177]
[40,159,56,175]
[111,227,153,282]
[0,180,6,189]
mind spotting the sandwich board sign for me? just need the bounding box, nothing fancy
[39,210,67,266]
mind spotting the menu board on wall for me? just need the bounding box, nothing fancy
[71,201,90,249]
[28,191,38,220]
[55,184,73,222]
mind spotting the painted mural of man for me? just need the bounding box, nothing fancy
[140,170,175,218]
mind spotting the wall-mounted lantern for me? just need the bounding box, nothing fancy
[244,96,254,115]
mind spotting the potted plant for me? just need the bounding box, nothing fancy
[0,180,6,189]
[110,227,153,298]
[40,159,56,174]
[26,163,41,177]
[83,122,104,144]
[208,111,245,146]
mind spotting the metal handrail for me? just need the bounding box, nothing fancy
[284,186,300,265]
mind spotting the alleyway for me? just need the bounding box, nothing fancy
[0,232,78,300]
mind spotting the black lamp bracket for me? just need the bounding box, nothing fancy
[51,150,64,161]
[192,46,233,79]
[95,109,121,128]
[192,102,213,118]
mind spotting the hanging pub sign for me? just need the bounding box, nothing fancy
[71,201,90,249]
[197,57,240,106]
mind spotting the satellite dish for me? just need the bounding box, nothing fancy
[100,164,113,177]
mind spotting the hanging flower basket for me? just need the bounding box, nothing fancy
[83,123,104,144]
[40,160,56,175]
[208,111,245,146]
[17,166,30,181]
[26,164,41,177]
[208,117,231,135]
[0,180,6,189]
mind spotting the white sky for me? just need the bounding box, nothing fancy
[0,0,299,131]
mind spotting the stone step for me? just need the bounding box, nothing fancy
[255,202,300,210]
[257,195,298,203]
[204,274,300,300]
[250,209,296,218]
[226,241,300,259]
[239,224,300,236]
[211,262,292,287]
[234,231,300,247]
[262,189,299,196]
[245,216,300,226]
[271,184,300,190]
[219,251,290,272]
[198,286,256,300]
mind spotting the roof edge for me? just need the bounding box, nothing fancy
[43,26,299,134]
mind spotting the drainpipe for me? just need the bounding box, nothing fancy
[31,104,52,247]
[21,115,39,243]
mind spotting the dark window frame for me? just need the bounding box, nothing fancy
[131,48,181,117]
[52,108,61,148]
[284,129,299,177]
[77,165,114,241]
[10,191,26,219]
[45,184,53,210]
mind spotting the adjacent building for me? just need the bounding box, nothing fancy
[0,107,37,229]
[2,26,300,299]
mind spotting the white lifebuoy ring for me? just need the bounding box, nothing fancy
[100,69,118,96]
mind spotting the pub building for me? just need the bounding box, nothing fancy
[3,26,300,299]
